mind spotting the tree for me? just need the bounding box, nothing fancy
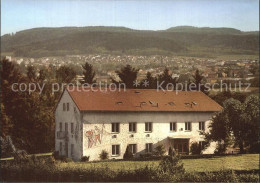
[205,95,259,153]
[56,66,76,83]
[191,69,208,94]
[115,64,139,88]
[210,91,247,106]
[204,111,231,154]
[38,68,47,82]
[190,142,202,155]
[224,99,247,153]
[158,68,177,89]
[142,72,157,89]
[159,149,185,174]
[193,69,204,87]
[1,103,12,137]
[123,146,134,159]
[0,59,23,138]
[27,65,37,82]
[1,58,56,154]
[81,62,96,84]
[154,144,166,157]
[243,95,260,152]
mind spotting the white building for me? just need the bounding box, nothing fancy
[55,87,222,161]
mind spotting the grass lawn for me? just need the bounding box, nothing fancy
[0,152,52,161]
[56,154,259,172]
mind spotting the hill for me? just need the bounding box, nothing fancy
[1,26,259,57]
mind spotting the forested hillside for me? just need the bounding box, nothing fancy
[1,26,259,57]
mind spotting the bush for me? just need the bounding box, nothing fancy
[168,147,173,156]
[139,153,152,159]
[158,150,185,174]
[190,142,202,155]
[51,152,72,163]
[52,151,59,159]
[123,146,133,160]
[154,144,166,157]
[81,156,90,162]
[214,142,226,155]
[99,150,108,160]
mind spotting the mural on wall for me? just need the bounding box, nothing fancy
[85,124,106,148]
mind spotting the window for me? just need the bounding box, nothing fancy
[185,122,192,131]
[199,141,206,150]
[146,143,153,153]
[59,142,62,154]
[170,122,177,131]
[199,122,205,131]
[63,103,66,111]
[128,144,137,154]
[145,122,153,132]
[112,145,120,156]
[59,122,62,131]
[65,123,68,132]
[67,103,70,111]
[71,144,74,156]
[129,122,136,132]
[71,123,74,133]
[112,123,120,133]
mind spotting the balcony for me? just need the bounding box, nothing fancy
[57,131,68,139]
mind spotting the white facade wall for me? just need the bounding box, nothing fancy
[55,90,83,161]
[82,111,216,161]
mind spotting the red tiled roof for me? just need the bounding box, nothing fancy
[66,87,222,112]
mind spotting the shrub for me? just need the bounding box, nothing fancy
[81,156,90,162]
[214,142,226,155]
[139,153,153,159]
[64,157,73,163]
[123,146,133,160]
[168,147,173,156]
[190,142,202,155]
[154,144,166,157]
[52,151,59,159]
[99,150,108,160]
[158,150,185,174]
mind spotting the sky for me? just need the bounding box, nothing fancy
[1,0,259,35]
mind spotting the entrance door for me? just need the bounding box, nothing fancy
[173,139,189,154]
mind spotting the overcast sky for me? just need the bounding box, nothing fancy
[1,0,259,35]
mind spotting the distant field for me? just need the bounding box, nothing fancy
[56,154,259,172]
